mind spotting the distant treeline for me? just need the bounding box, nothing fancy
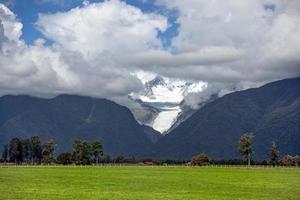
[1,133,299,167]
[190,133,300,167]
[1,136,103,165]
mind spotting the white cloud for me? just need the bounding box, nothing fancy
[36,0,168,61]
[154,0,300,82]
[0,4,22,43]
[0,0,299,109]
[126,46,244,69]
[264,4,300,63]
[0,2,146,99]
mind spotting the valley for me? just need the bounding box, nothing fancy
[0,77,299,160]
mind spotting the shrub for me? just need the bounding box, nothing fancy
[191,153,210,166]
[280,155,299,166]
[56,152,73,165]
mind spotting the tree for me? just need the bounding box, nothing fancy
[72,140,91,165]
[90,140,103,164]
[1,144,9,163]
[269,142,279,167]
[22,139,31,164]
[42,139,55,164]
[238,133,255,166]
[114,156,125,163]
[191,153,210,166]
[9,138,23,164]
[101,155,111,164]
[56,152,73,165]
[30,136,42,164]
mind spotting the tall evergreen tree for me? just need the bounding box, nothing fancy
[238,133,255,166]
[42,139,55,164]
[9,138,23,164]
[22,139,31,164]
[90,140,103,164]
[72,140,91,165]
[30,136,42,164]
[269,142,279,167]
[2,144,9,163]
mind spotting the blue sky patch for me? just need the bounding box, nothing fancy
[0,0,178,48]
[264,4,276,12]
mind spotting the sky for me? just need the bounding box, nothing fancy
[0,0,299,107]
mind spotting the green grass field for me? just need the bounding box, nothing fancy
[0,166,299,200]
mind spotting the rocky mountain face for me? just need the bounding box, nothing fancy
[150,78,300,160]
[0,95,157,157]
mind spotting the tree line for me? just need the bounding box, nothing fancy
[1,136,103,165]
[1,133,299,166]
[191,133,300,167]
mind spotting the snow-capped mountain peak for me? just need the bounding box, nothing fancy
[130,73,207,133]
[139,75,206,104]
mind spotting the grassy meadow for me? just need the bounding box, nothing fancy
[0,166,299,200]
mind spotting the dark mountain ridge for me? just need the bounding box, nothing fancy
[0,77,299,160]
[151,77,300,160]
[0,95,155,157]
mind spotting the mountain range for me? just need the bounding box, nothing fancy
[0,77,299,160]
[0,95,157,157]
[151,77,300,160]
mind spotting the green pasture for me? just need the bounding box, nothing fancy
[0,166,299,200]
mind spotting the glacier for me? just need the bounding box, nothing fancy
[130,72,207,133]
[152,106,182,133]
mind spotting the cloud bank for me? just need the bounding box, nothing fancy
[0,1,165,99]
[154,0,300,82]
[0,0,299,106]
